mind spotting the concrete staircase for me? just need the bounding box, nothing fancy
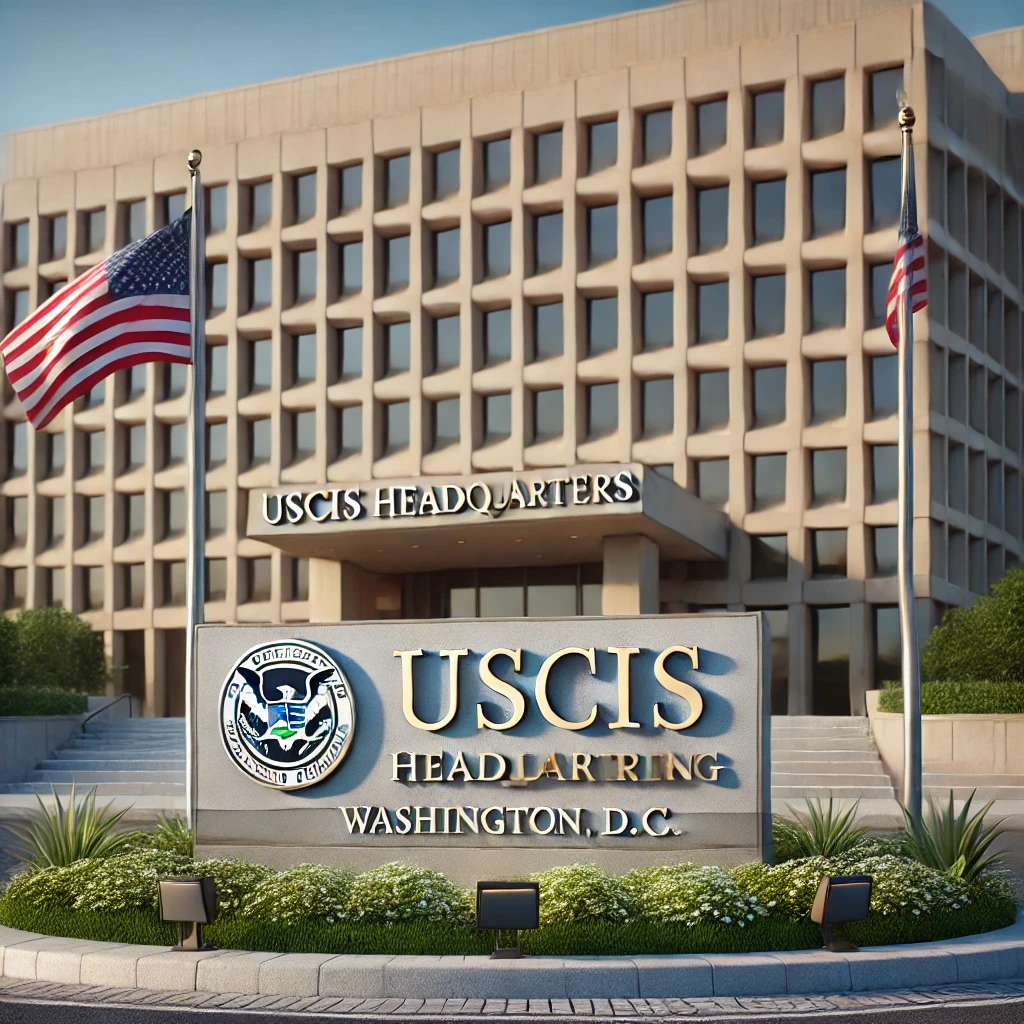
[771,716,897,806]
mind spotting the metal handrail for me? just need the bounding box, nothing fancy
[81,692,133,733]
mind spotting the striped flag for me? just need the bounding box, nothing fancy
[0,212,192,429]
[885,131,927,348]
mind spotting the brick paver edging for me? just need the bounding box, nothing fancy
[1,915,1023,1001]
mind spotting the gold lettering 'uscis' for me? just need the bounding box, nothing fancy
[652,646,703,730]
[536,647,598,731]
[395,649,466,731]
[476,649,525,731]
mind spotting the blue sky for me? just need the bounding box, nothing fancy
[0,0,1020,135]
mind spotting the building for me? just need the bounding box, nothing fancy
[1,0,1022,721]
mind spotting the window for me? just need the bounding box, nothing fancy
[483,308,511,366]
[84,209,106,253]
[483,394,512,444]
[125,493,146,540]
[8,289,29,328]
[385,155,410,208]
[7,221,28,268]
[695,458,729,508]
[695,98,727,155]
[751,535,787,578]
[431,316,459,372]
[867,262,890,327]
[532,301,565,362]
[293,172,316,223]
[483,220,511,278]
[339,327,362,380]
[205,343,227,397]
[248,418,272,467]
[948,442,966,510]
[586,383,618,439]
[339,241,362,297]
[695,371,729,433]
[47,215,67,260]
[751,274,785,337]
[205,558,227,602]
[812,528,848,577]
[872,444,898,502]
[534,129,562,184]
[117,563,145,609]
[339,164,362,214]
[124,364,147,401]
[810,359,846,424]
[752,454,786,510]
[245,558,272,603]
[6,496,27,548]
[383,401,409,454]
[869,66,904,131]
[292,333,316,385]
[642,196,672,258]
[483,138,511,192]
[206,422,227,468]
[83,380,105,410]
[812,606,850,715]
[162,562,186,605]
[337,405,362,457]
[751,88,784,147]
[811,76,845,139]
[696,280,729,343]
[642,291,672,351]
[874,605,900,685]
[586,297,617,355]
[384,235,410,292]
[86,430,106,473]
[588,120,617,173]
[752,366,786,428]
[86,495,105,542]
[378,322,409,380]
[587,204,617,267]
[643,109,672,163]
[162,192,185,225]
[45,433,65,478]
[248,339,272,393]
[696,186,728,253]
[810,168,846,237]
[84,567,105,611]
[873,526,897,576]
[47,568,65,608]
[163,363,187,400]
[126,424,146,469]
[46,497,65,546]
[752,179,785,245]
[286,557,309,601]
[249,258,272,310]
[532,388,563,443]
[162,423,185,467]
[433,227,459,286]
[45,278,66,299]
[293,249,316,303]
[811,448,846,505]
[809,267,846,330]
[642,378,673,437]
[869,157,901,231]
[430,398,459,451]
[206,186,227,234]
[6,421,27,478]
[433,148,460,201]
[249,181,272,231]
[533,212,562,273]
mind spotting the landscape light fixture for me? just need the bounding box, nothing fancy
[810,874,872,952]
[476,880,539,959]
[158,876,219,951]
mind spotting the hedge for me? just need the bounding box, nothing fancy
[0,608,108,694]
[878,681,1024,715]
[0,688,88,717]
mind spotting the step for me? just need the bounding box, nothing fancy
[37,759,185,772]
[772,785,898,800]
[923,785,1024,801]
[0,782,185,796]
[771,772,894,789]
[54,748,186,760]
[923,774,1024,788]
[771,728,873,740]
[771,760,888,775]
[770,749,885,763]
[772,716,869,729]
[28,770,184,784]
[771,737,879,752]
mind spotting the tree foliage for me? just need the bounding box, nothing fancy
[0,607,108,694]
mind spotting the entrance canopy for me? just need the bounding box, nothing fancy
[246,464,727,573]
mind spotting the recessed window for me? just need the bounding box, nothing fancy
[811,448,846,505]
[869,157,901,231]
[810,168,846,237]
[642,196,672,259]
[586,296,617,356]
[47,215,67,260]
[534,129,562,184]
[207,421,227,468]
[533,302,563,361]
[162,562,186,606]
[751,535,787,578]
[83,430,105,475]
[162,423,184,467]
[696,280,729,343]
[46,433,65,478]
[810,359,846,424]
[84,380,105,409]
[762,608,789,712]
[586,382,618,439]
[5,421,27,478]
[384,235,410,293]
[83,495,105,543]
[874,605,900,684]
[533,212,562,274]
[587,204,617,267]
[122,201,146,245]
[869,66,904,131]
[433,148,460,201]
[84,209,106,253]
[249,258,272,311]
[812,528,848,577]
[339,164,362,214]
[337,327,361,381]
[588,120,617,174]
[483,138,511,192]
[249,182,272,231]
[642,378,673,437]
[293,249,316,303]
[248,418,272,467]
[206,186,227,234]
[695,98,727,155]
[751,88,784,147]
[245,557,272,603]
[433,227,459,287]
[47,568,64,607]
[337,405,362,457]
[752,366,786,428]
[162,192,186,226]
[871,444,898,502]
[291,411,316,462]
[431,315,459,372]
[811,76,845,139]
[125,493,146,540]
[287,557,309,601]
[163,363,187,400]
[206,261,228,315]
[384,321,411,376]
[383,401,410,454]
[126,424,147,469]
[696,186,728,253]
[46,497,65,546]
[206,491,226,537]
[484,308,511,367]
[751,274,785,338]
[752,179,785,244]
[8,289,29,328]
[5,496,27,548]
[483,220,511,279]
[292,172,316,224]
[752,454,786,510]
[483,393,512,444]
[532,388,563,443]
[7,221,28,269]
[291,333,316,385]
[84,567,105,611]
[430,398,459,451]
[810,268,846,331]
[385,154,410,208]
[205,558,227,602]
[868,262,890,328]
[695,370,729,433]
[642,291,673,351]
[123,364,147,401]
[249,339,272,392]
[339,241,362,297]
[695,458,729,508]
[643,109,672,163]
[120,564,145,609]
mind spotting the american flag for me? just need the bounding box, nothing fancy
[885,140,928,348]
[1,212,192,429]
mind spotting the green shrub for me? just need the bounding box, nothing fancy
[878,680,1024,715]
[901,791,1007,882]
[345,862,472,924]
[530,863,635,927]
[0,688,88,716]
[244,864,355,923]
[772,798,871,860]
[0,615,20,687]
[16,608,109,694]
[625,863,766,928]
[69,851,195,913]
[2,859,107,911]
[196,859,275,917]
[153,815,194,858]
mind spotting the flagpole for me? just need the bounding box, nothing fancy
[896,102,922,822]
[185,150,207,833]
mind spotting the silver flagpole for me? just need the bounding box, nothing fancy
[185,150,207,832]
[896,101,922,821]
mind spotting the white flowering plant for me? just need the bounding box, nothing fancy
[626,863,768,928]
[69,851,195,913]
[196,858,275,917]
[243,864,355,924]
[345,862,472,924]
[530,863,636,926]
[2,858,106,910]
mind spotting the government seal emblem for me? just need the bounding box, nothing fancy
[219,640,354,790]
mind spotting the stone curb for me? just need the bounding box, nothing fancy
[1,914,1023,1000]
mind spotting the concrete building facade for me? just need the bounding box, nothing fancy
[1,0,1023,719]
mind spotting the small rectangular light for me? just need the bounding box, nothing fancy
[476,881,540,959]
[811,874,872,952]
[158,876,219,951]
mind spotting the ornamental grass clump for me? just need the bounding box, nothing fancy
[530,863,636,926]
[345,862,472,924]
[626,863,767,928]
[772,797,871,862]
[244,864,355,924]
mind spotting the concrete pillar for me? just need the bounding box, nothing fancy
[309,557,402,621]
[601,535,660,615]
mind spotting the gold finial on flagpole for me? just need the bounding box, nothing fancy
[188,149,202,172]
[897,90,915,129]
